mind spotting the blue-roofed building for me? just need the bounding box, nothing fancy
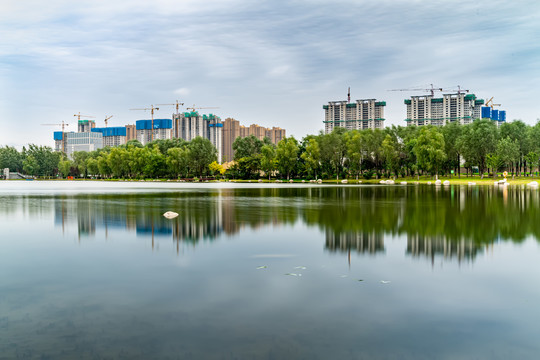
[92,127,127,147]
[135,119,172,145]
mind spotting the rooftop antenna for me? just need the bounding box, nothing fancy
[348,87,351,103]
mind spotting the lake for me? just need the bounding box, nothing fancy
[1,181,539,359]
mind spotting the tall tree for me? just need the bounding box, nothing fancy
[188,137,217,177]
[457,119,497,179]
[276,137,299,180]
[301,137,321,180]
[414,127,446,178]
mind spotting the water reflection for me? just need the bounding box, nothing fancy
[4,185,540,263]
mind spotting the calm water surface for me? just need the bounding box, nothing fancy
[1,181,540,359]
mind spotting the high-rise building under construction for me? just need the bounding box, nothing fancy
[173,112,223,163]
[405,92,506,127]
[323,99,386,134]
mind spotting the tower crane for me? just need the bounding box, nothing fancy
[104,115,113,127]
[73,112,95,121]
[130,105,160,141]
[485,97,501,109]
[388,84,444,96]
[41,121,70,153]
[185,105,220,112]
[156,100,184,115]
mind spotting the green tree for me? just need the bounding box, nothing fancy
[457,119,497,179]
[232,135,263,160]
[276,137,299,180]
[381,134,400,178]
[22,144,60,177]
[301,138,320,180]
[497,137,520,177]
[414,127,446,179]
[58,159,72,178]
[188,137,217,177]
[0,146,23,172]
[261,144,276,180]
[167,147,191,178]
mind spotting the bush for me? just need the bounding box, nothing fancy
[362,170,374,180]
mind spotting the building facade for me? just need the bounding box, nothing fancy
[404,93,505,127]
[65,132,103,157]
[221,118,287,163]
[78,120,96,133]
[136,119,173,145]
[173,112,223,163]
[91,127,127,147]
[125,124,137,142]
[323,99,386,134]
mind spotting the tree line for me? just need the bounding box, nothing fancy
[1,118,540,180]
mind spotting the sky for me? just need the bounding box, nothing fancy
[1,0,540,148]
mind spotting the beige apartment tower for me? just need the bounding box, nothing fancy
[323,99,386,134]
[221,118,286,163]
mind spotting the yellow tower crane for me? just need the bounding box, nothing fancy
[130,105,160,141]
[41,121,70,153]
[104,115,113,127]
[156,100,185,115]
[485,97,501,109]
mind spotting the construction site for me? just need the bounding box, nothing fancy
[47,103,286,162]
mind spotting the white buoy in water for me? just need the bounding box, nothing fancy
[163,211,179,219]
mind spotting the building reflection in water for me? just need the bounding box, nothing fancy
[46,185,540,263]
[325,231,384,255]
[406,234,484,265]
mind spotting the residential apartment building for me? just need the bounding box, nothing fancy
[404,93,506,127]
[91,127,127,147]
[323,99,386,134]
[136,119,173,145]
[125,124,137,142]
[78,120,96,133]
[173,112,223,163]
[221,118,286,163]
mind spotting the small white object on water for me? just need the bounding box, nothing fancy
[317,179,323,184]
[379,180,387,184]
[341,179,348,184]
[498,178,507,184]
[294,266,307,270]
[386,180,395,185]
[443,180,450,186]
[427,181,432,185]
[256,266,267,269]
[435,179,442,186]
[302,180,305,183]
[285,273,302,277]
[401,181,407,185]
[494,181,499,186]
[380,280,391,284]
[468,182,476,186]
[163,211,179,219]
[527,181,539,187]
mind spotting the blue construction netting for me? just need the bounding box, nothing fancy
[136,119,173,130]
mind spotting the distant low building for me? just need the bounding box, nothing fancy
[65,132,103,157]
[323,99,386,134]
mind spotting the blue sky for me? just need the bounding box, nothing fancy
[1,0,539,148]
